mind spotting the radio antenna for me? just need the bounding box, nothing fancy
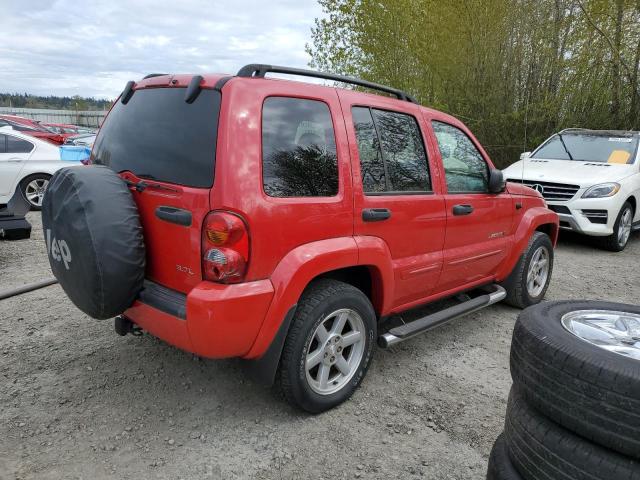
[522,90,529,181]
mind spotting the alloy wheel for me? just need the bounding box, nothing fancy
[618,207,633,247]
[526,246,549,298]
[305,308,366,395]
[24,178,49,208]
[562,310,640,361]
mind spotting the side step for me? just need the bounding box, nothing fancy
[378,285,506,348]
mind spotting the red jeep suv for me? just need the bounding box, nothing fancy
[43,65,558,412]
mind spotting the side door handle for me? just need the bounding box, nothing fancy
[7,158,23,163]
[452,204,474,216]
[362,208,391,222]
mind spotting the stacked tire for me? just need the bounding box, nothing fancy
[488,300,640,480]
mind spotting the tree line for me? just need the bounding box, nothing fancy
[307,0,640,167]
[0,93,112,111]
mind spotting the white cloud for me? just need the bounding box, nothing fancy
[0,0,324,99]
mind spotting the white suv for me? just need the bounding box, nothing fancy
[503,128,639,251]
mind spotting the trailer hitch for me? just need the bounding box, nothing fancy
[114,315,143,336]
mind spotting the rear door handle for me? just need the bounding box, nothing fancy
[155,206,192,226]
[452,204,474,216]
[362,208,391,222]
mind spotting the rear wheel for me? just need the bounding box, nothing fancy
[20,174,51,211]
[599,201,633,252]
[501,232,553,309]
[277,279,376,413]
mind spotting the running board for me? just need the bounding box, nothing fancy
[378,285,506,348]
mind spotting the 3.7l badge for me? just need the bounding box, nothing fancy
[176,264,195,275]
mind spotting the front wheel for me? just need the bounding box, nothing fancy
[501,231,554,309]
[598,201,633,252]
[277,279,376,413]
[20,174,51,211]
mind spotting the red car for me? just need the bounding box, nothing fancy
[43,65,559,412]
[0,115,65,144]
[41,122,96,136]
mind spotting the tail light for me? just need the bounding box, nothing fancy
[201,211,249,284]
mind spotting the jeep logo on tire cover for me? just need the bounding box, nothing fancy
[46,229,72,270]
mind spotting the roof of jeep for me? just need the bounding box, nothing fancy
[133,72,463,128]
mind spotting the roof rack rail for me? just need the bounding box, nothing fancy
[236,64,417,103]
[143,73,168,79]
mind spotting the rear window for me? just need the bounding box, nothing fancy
[91,87,220,188]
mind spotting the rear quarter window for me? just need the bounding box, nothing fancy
[6,135,34,153]
[262,97,339,197]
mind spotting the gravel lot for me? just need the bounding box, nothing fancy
[1,212,638,480]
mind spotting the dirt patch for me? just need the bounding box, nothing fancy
[1,213,638,479]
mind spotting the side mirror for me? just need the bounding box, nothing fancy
[489,169,506,194]
[520,151,531,161]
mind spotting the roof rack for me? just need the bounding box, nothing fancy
[560,128,638,136]
[236,64,417,103]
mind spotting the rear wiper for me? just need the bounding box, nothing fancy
[557,133,574,160]
[124,179,148,192]
[124,178,179,193]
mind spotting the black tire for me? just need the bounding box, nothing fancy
[486,434,522,480]
[598,201,634,252]
[20,173,51,211]
[501,231,553,308]
[511,300,640,459]
[505,389,640,480]
[277,279,376,413]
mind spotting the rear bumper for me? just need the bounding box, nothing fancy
[124,279,274,359]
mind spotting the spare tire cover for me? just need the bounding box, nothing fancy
[42,165,145,319]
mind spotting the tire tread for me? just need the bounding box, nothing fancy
[505,389,640,480]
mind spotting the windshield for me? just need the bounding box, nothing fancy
[91,87,220,188]
[532,132,638,164]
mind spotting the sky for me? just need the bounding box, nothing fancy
[0,0,324,100]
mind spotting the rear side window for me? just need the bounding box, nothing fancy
[262,97,338,197]
[92,88,221,188]
[6,135,34,153]
[352,107,386,193]
[352,107,430,194]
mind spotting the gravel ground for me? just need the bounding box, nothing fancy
[1,212,638,480]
